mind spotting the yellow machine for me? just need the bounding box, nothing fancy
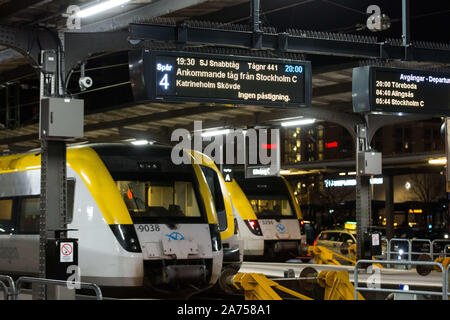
[229,244,366,300]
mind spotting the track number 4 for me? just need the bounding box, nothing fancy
[159,74,170,90]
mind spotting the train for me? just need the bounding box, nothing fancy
[0,143,224,297]
[223,177,265,258]
[234,174,307,261]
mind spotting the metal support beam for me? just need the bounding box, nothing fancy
[384,174,394,240]
[162,104,362,142]
[402,0,411,60]
[251,0,261,32]
[0,0,47,22]
[64,31,133,77]
[38,139,69,300]
[129,23,450,64]
[0,26,58,67]
[366,114,433,144]
[355,124,371,260]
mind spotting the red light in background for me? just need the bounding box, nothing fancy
[127,189,133,200]
[325,141,338,148]
[262,143,277,149]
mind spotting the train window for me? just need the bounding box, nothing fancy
[0,199,13,234]
[117,180,202,219]
[18,197,40,234]
[200,166,227,232]
[248,195,294,218]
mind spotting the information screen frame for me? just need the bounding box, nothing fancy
[130,50,312,108]
[353,65,450,116]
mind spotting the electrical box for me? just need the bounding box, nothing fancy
[357,151,382,176]
[40,98,84,140]
[42,51,57,74]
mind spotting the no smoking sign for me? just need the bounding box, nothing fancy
[60,242,74,263]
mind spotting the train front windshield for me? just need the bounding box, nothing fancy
[247,195,294,218]
[117,181,202,219]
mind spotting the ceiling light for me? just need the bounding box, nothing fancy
[131,139,149,146]
[201,129,231,137]
[281,119,315,127]
[428,157,447,165]
[77,0,131,18]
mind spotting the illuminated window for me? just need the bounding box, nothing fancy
[117,180,201,219]
[318,141,324,152]
[0,199,13,234]
[19,197,40,234]
[318,127,324,138]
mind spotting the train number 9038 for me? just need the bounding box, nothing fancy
[137,224,161,232]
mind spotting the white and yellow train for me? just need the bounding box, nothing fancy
[0,143,224,295]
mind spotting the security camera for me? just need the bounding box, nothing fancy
[79,76,93,91]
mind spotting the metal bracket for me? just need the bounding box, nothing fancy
[176,24,188,51]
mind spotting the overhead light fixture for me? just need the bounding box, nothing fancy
[428,157,447,165]
[201,129,231,138]
[131,139,150,146]
[280,170,291,175]
[77,0,131,18]
[281,118,315,127]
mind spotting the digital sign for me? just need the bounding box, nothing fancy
[129,50,312,107]
[353,66,450,116]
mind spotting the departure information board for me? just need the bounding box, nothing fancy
[353,66,450,115]
[129,50,312,107]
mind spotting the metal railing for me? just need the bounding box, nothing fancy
[0,275,15,300]
[385,238,450,266]
[15,277,103,300]
[354,259,448,300]
[446,263,450,298]
[431,239,450,259]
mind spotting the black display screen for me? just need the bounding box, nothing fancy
[353,66,450,116]
[130,50,312,107]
